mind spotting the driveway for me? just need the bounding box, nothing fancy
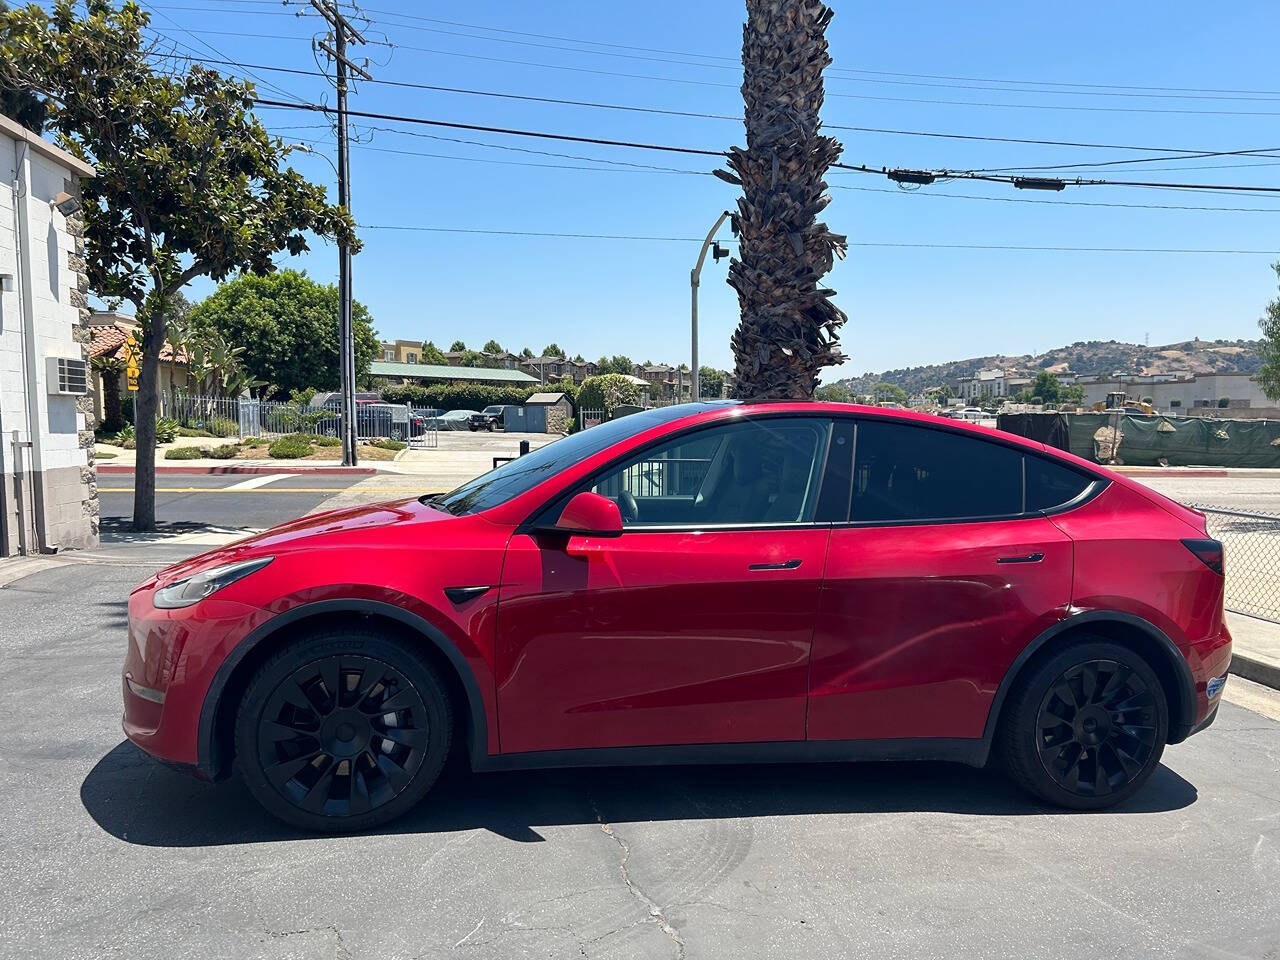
[1,549,1278,959]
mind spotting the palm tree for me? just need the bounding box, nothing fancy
[719,0,848,400]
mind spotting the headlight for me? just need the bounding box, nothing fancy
[153,556,274,609]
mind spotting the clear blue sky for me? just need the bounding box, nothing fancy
[139,0,1280,379]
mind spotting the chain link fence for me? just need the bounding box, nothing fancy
[1197,505,1280,623]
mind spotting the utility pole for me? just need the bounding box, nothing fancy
[312,0,371,466]
[690,211,732,402]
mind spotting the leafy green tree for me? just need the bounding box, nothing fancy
[482,339,503,354]
[0,1,46,131]
[542,343,566,358]
[872,381,907,403]
[449,340,467,352]
[456,349,500,369]
[1030,370,1063,403]
[815,382,853,403]
[190,271,376,398]
[1,0,353,529]
[520,346,534,359]
[1061,384,1085,405]
[934,384,953,404]
[419,340,447,364]
[578,373,640,413]
[1260,262,1280,401]
[596,355,635,375]
[698,366,725,398]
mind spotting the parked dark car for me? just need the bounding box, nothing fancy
[468,405,511,431]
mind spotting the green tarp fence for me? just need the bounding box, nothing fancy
[998,412,1280,468]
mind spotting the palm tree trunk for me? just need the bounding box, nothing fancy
[723,0,848,400]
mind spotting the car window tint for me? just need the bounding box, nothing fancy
[852,421,1022,522]
[591,418,830,527]
[1026,455,1092,512]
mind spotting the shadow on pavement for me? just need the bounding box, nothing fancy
[82,740,1198,847]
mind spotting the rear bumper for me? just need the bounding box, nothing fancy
[1176,620,1232,743]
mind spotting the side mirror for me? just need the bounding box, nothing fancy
[554,491,624,537]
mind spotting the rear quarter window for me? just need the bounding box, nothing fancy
[1025,455,1094,512]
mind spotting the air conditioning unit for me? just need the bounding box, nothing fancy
[46,356,89,395]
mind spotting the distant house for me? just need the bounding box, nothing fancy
[957,368,1028,400]
[369,360,538,387]
[520,355,567,382]
[88,311,190,420]
[380,339,422,364]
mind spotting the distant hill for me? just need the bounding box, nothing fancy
[833,338,1265,396]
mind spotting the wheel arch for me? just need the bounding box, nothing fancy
[980,610,1197,760]
[196,599,490,780]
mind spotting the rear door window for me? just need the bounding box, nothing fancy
[852,420,1022,522]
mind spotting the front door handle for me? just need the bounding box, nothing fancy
[996,552,1045,564]
[749,559,802,571]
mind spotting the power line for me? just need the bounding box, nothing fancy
[151,52,1280,160]
[357,225,1277,254]
[832,184,1280,214]
[252,98,1280,194]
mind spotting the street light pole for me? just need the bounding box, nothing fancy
[690,210,732,402]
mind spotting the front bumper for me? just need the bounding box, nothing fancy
[121,585,264,770]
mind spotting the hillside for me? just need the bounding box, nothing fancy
[833,338,1264,396]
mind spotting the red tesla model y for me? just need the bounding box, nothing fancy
[122,402,1231,831]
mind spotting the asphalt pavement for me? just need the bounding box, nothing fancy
[98,472,384,530]
[1,544,1279,960]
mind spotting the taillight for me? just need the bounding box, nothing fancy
[1181,538,1224,575]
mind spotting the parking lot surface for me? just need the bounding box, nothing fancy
[1,548,1278,960]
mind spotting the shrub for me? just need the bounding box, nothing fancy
[368,438,406,451]
[154,417,179,444]
[206,416,239,438]
[240,436,263,446]
[95,449,118,459]
[1217,397,1230,408]
[303,433,341,447]
[268,435,315,459]
[176,426,214,438]
[207,443,240,459]
[164,445,205,460]
[578,374,639,413]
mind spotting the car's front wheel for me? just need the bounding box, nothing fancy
[235,627,452,832]
[998,639,1168,809]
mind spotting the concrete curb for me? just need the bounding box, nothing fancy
[1230,652,1280,691]
[98,465,377,476]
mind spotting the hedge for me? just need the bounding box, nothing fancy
[269,435,315,459]
[164,446,205,460]
[380,379,578,411]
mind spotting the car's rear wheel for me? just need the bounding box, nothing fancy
[998,639,1168,809]
[235,627,452,832]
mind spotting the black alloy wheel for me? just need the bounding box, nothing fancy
[236,629,452,832]
[999,639,1168,810]
[1034,659,1158,799]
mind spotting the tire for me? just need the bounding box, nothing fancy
[235,626,453,832]
[997,638,1168,810]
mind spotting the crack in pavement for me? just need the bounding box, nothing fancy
[265,922,350,958]
[594,807,686,960]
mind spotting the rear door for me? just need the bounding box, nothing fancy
[809,420,1075,742]
[496,416,836,754]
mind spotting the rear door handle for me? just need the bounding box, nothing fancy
[996,552,1044,564]
[749,559,802,571]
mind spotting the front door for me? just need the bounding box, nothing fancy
[495,416,835,755]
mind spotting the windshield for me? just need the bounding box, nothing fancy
[431,403,736,516]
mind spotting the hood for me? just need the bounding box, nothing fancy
[150,497,451,585]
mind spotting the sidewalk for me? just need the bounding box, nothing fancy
[1226,611,1280,690]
